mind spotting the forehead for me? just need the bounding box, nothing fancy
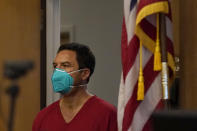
[54,50,77,63]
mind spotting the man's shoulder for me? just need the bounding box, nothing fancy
[34,100,59,121]
[32,100,60,130]
[88,96,117,129]
[91,96,117,113]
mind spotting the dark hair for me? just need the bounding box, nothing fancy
[58,42,95,81]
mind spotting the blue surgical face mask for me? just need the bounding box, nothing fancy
[51,68,84,94]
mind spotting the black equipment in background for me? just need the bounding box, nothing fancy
[4,61,34,80]
[4,60,34,131]
[152,110,197,131]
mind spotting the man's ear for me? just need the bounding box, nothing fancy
[81,68,90,80]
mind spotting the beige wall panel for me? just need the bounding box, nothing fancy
[171,0,180,56]
[0,0,40,131]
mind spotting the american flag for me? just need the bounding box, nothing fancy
[118,0,175,131]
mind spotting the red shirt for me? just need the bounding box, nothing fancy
[32,96,117,131]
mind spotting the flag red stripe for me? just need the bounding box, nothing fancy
[121,18,140,81]
[166,38,174,56]
[122,56,160,131]
[167,1,172,20]
[140,19,174,56]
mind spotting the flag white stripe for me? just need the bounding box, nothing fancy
[118,73,125,131]
[128,74,162,131]
[124,0,141,43]
[124,0,132,24]
[127,7,137,43]
[166,17,173,42]
[118,47,152,131]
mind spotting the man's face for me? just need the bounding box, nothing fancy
[53,50,82,85]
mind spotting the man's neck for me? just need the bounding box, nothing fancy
[59,87,93,123]
[60,88,93,110]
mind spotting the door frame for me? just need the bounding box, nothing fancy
[46,0,61,105]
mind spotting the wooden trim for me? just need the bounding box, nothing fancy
[40,0,46,109]
[46,0,61,105]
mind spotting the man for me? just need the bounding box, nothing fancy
[32,42,117,131]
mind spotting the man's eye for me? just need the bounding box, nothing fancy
[62,64,70,67]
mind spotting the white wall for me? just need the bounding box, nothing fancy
[60,0,123,106]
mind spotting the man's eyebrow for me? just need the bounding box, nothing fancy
[52,61,73,65]
[61,61,72,65]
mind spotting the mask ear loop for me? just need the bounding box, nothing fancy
[68,68,88,74]
[68,68,88,88]
[70,84,87,88]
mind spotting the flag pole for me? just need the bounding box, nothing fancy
[159,13,170,109]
